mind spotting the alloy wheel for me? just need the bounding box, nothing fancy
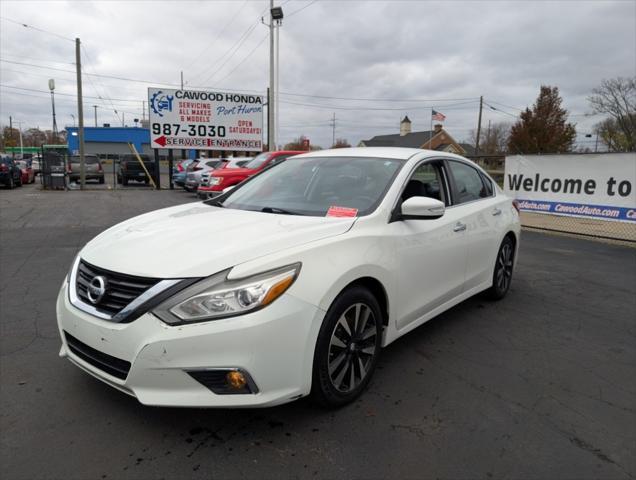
[496,243,514,292]
[328,303,378,393]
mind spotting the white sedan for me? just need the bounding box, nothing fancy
[56,148,520,408]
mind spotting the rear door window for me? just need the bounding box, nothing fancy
[447,160,490,204]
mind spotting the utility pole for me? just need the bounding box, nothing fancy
[330,113,336,147]
[180,71,184,90]
[93,105,98,127]
[75,37,86,189]
[475,95,483,156]
[9,116,14,158]
[49,79,58,143]
[142,100,146,122]
[268,0,275,151]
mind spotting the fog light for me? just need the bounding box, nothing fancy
[226,370,247,390]
[186,368,258,394]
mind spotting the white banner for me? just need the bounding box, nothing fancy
[147,88,263,151]
[504,153,636,222]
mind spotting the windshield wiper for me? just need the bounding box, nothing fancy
[260,206,301,215]
[206,199,225,208]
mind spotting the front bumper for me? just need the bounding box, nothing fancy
[197,189,222,200]
[56,281,324,407]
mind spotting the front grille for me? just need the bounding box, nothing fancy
[75,260,159,316]
[64,331,131,380]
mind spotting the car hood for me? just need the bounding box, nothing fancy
[80,203,355,278]
[214,167,256,177]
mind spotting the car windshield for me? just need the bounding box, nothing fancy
[212,156,405,217]
[225,158,249,168]
[243,152,271,169]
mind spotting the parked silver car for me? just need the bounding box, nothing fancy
[68,155,104,183]
[184,159,226,192]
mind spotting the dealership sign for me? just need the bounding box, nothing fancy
[504,154,636,222]
[147,88,263,151]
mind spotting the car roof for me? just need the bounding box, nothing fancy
[290,147,442,160]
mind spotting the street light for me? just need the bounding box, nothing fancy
[93,105,99,127]
[266,3,283,150]
[48,79,58,143]
[70,114,76,127]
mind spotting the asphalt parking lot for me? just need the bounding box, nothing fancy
[1,182,635,480]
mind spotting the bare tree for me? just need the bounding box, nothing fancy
[331,138,351,149]
[469,122,510,154]
[588,77,636,151]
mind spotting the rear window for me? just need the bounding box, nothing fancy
[71,155,99,164]
[122,154,151,162]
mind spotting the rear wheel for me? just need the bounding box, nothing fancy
[99,176,105,184]
[485,236,515,300]
[7,176,15,189]
[122,177,129,186]
[311,286,382,407]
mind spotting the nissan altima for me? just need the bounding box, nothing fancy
[57,147,520,408]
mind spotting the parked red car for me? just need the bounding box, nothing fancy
[16,160,35,184]
[197,150,304,199]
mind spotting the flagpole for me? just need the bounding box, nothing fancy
[429,107,434,148]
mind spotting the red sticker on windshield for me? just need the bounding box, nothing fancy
[327,206,358,218]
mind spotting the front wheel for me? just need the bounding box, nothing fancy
[485,236,515,300]
[311,286,382,407]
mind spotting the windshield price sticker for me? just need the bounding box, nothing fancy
[148,88,263,151]
[326,206,359,218]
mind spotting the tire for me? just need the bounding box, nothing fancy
[99,177,105,184]
[122,177,129,186]
[144,178,150,185]
[311,286,383,407]
[117,175,122,184]
[16,175,22,187]
[7,176,14,189]
[485,236,515,300]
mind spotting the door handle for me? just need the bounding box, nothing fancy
[453,222,467,232]
[492,208,502,216]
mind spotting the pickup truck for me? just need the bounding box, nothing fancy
[197,150,304,199]
[117,154,155,185]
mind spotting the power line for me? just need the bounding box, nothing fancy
[0,84,143,103]
[0,16,74,42]
[279,99,480,111]
[183,0,250,72]
[197,22,261,86]
[286,0,319,18]
[214,33,269,86]
[0,59,264,93]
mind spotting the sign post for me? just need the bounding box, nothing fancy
[147,88,264,153]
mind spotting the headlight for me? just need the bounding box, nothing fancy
[152,263,301,325]
[210,176,221,185]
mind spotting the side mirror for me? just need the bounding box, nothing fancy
[400,196,445,220]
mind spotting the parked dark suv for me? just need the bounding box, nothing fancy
[117,154,155,185]
[0,156,23,189]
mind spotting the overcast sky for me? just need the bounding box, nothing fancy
[1,0,635,149]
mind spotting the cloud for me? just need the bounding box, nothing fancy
[1,0,634,148]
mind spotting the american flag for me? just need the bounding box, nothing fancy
[432,110,446,122]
